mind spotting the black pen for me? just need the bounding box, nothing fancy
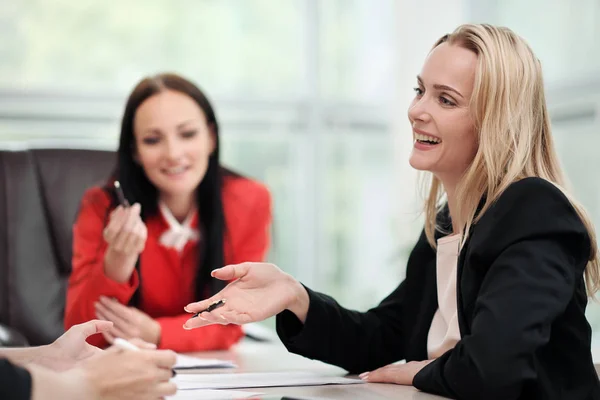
[192,299,226,318]
[114,180,130,207]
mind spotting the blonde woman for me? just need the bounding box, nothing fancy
[183,24,600,399]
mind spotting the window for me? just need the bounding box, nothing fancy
[0,0,401,313]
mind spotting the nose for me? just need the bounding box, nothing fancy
[164,136,184,162]
[407,96,432,125]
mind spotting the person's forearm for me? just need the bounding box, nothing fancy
[0,346,50,367]
[104,247,138,283]
[286,278,310,323]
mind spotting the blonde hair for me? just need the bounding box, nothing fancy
[422,24,600,296]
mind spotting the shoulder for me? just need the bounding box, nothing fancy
[472,177,589,256]
[222,173,271,213]
[483,177,580,226]
[78,185,113,219]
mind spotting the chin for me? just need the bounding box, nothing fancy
[409,156,434,172]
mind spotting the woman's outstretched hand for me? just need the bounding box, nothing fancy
[183,262,309,330]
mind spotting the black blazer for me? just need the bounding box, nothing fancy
[276,177,600,400]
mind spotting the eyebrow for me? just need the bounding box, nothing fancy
[143,119,198,135]
[176,119,198,129]
[417,76,464,99]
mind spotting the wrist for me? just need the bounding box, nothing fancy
[63,367,94,399]
[104,247,138,283]
[152,320,162,346]
[286,276,310,323]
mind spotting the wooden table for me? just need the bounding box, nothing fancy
[182,338,449,399]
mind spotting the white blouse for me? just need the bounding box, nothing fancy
[427,233,462,359]
[158,202,200,252]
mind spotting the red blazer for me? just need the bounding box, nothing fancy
[65,175,271,352]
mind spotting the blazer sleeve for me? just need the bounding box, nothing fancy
[276,230,435,373]
[413,178,592,400]
[64,187,140,347]
[0,359,31,400]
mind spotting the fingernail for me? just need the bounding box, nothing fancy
[359,372,369,379]
[183,324,192,330]
[184,306,191,313]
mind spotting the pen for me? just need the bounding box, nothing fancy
[114,180,130,207]
[113,338,177,377]
[113,337,140,351]
[192,299,226,318]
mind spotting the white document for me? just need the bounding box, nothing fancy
[167,389,263,399]
[174,371,365,390]
[175,353,237,369]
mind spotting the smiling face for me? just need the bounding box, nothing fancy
[408,42,479,186]
[133,89,215,199]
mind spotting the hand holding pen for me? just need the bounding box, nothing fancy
[113,338,177,377]
[102,181,148,283]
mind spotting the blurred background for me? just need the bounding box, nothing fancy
[1,0,600,342]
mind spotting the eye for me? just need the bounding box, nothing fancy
[413,87,424,96]
[181,130,197,139]
[439,96,456,107]
[142,137,160,145]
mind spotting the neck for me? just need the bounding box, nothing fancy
[438,174,461,234]
[159,193,196,223]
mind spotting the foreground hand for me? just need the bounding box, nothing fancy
[359,360,434,385]
[95,296,161,345]
[183,262,301,330]
[69,346,177,399]
[42,320,113,371]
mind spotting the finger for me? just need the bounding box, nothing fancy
[147,350,177,369]
[70,319,114,338]
[154,381,178,397]
[203,306,235,324]
[108,325,132,340]
[182,315,217,330]
[364,365,402,384]
[104,207,127,242]
[211,263,250,281]
[112,205,142,251]
[152,368,174,383]
[102,330,115,344]
[184,295,221,314]
[193,311,228,325]
[137,224,148,253]
[123,221,146,254]
[95,301,131,330]
[128,338,157,350]
[220,309,253,325]
[95,309,130,339]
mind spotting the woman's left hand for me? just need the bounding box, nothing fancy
[359,359,434,385]
[95,296,161,345]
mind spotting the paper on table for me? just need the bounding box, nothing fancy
[167,389,263,399]
[175,353,237,369]
[174,371,365,390]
